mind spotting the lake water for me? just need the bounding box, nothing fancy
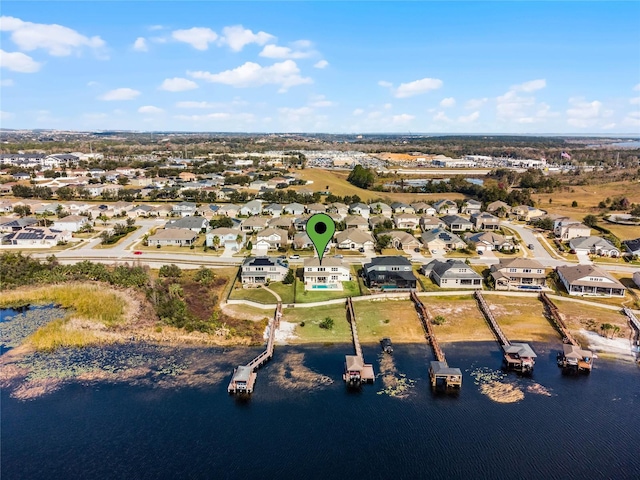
[2,341,639,479]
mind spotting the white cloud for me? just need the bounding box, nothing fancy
[601,123,616,130]
[465,98,487,109]
[440,97,456,108]
[458,111,480,123]
[630,97,640,105]
[622,111,640,127]
[175,112,231,121]
[188,60,312,92]
[566,97,613,128]
[378,80,392,88]
[159,77,198,92]
[1,78,15,86]
[278,107,314,122]
[433,111,452,123]
[98,88,140,101]
[393,77,443,98]
[220,25,274,52]
[176,101,220,109]
[0,49,41,72]
[392,114,415,124]
[133,37,148,52]
[87,81,99,87]
[138,105,164,114]
[0,111,14,121]
[352,108,364,116]
[172,27,218,50]
[309,95,335,108]
[259,44,312,59]
[149,25,164,31]
[383,103,392,110]
[513,79,546,92]
[314,60,329,69]
[0,16,105,56]
[633,83,640,91]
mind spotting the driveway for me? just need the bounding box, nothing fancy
[576,252,592,264]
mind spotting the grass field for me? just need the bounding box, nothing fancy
[425,295,495,342]
[551,298,631,341]
[228,284,278,304]
[296,168,467,204]
[482,295,559,343]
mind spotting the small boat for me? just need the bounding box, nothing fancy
[380,337,393,354]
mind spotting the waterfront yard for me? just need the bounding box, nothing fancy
[481,295,559,343]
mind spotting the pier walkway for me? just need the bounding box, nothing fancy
[474,291,537,372]
[410,292,462,388]
[228,302,282,394]
[343,297,374,385]
[623,307,640,360]
[540,293,593,372]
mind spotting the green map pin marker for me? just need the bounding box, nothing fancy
[306,213,336,265]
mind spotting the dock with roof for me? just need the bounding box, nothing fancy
[343,297,375,386]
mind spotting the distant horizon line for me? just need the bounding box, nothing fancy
[1,129,639,139]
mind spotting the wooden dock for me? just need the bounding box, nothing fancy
[622,307,640,363]
[228,302,282,394]
[474,291,537,373]
[540,293,594,373]
[410,291,462,389]
[343,297,375,386]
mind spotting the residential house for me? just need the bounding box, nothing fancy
[206,228,245,248]
[147,228,198,247]
[433,199,458,215]
[369,216,392,231]
[152,204,173,217]
[490,258,547,291]
[52,215,89,233]
[178,172,197,182]
[292,232,314,250]
[421,259,483,289]
[471,212,501,230]
[466,231,513,252]
[2,227,71,248]
[283,202,305,215]
[569,236,620,257]
[363,256,417,290]
[256,228,289,250]
[511,205,545,222]
[268,216,294,229]
[345,215,369,231]
[622,237,640,256]
[419,215,445,231]
[556,264,626,297]
[441,215,473,232]
[554,218,591,240]
[305,203,326,214]
[379,230,420,250]
[391,202,415,214]
[294,216,310,232]
[241,216,269,233]
[411,202,435,215]
[461,199,482,215]
[0,217,39,232]
[218,204,241,217]
[303,257,350,290]
[335,228,375,251]
[326,202,349,219]
[420,228,466,252]
[239,200,263,217]
[263,203,283,217]
[241,256,289,284]
[486,200,511,217]
[166,216,209,233]
[349,202,370,217]
[33,203,63,215]
[633,271,640,288]
[172,201,197,217]
[128,205,156,218]
[369,202,392,217]
[393,213,420,230]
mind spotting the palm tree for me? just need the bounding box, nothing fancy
[212,235,221,250]
[168,283,183,299]
[236,234,244,247]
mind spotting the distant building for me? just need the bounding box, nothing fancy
[303,257,350,290]
[556,264,625,297]
[490,258,546,291]
[421,259,482,289]
[241,256,289,284]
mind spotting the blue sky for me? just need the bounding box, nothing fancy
[1,1,639,134]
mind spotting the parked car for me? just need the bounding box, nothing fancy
[289,254,300,259]
[133,251,143,255]
[528,243,535,250]
[358,247,365,252]
[477,250,483,255]
[414,248,421,252]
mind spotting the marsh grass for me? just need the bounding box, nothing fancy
[1,285,127,351]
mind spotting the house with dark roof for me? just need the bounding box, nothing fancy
[363,256,417,290]
[241,256,289,284]
[433,199,458,215]
[441,215,473,232]
[490,258,547,291]
[623,237,640,256]
[3,227,71,247]
[556,264,625,297]
[165,216,209,233]
[421,259,482,289]
[0,217,39,232]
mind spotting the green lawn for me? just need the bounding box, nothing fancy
[294,278,360,303]
[266,281,295,304]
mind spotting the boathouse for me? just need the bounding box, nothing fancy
[429,361,463,388]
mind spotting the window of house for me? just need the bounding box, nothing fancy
[509,268,517,272]
[523,269,531,273]
[331,267,338,272]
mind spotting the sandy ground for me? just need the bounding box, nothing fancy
[579,329,639,360]
[271,321,298,343]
